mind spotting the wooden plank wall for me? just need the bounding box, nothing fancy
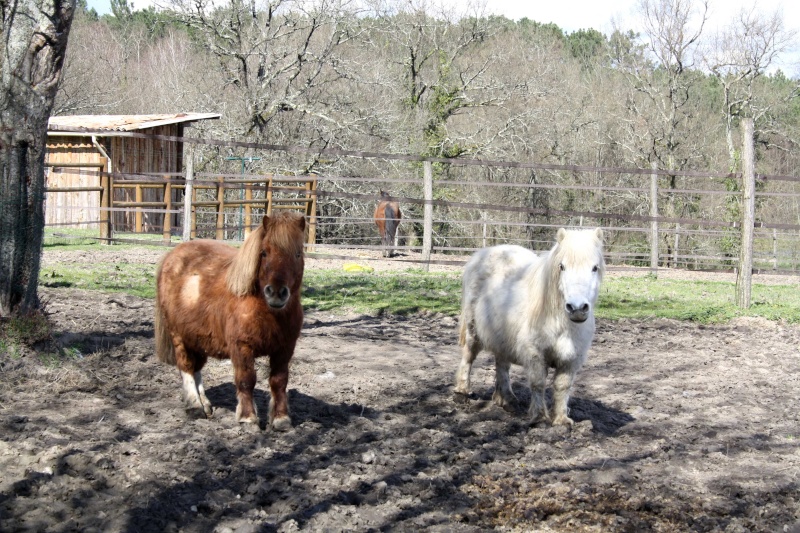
[45,137,105,229]
[111,124,181,232]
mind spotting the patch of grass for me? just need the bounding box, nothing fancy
[41,263,157,298]
[40,255,800,324]
[0,309,62,364]
[44,228,177,251]
[303,269,462,316]
[1,310,53,346]
[599,277,800,323]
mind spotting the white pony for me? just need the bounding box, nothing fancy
[454,228,605,426]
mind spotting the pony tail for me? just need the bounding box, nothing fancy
[384,204,398,242]
[227,224,265,296]
[458,313,467,347]
[154,262,176,365]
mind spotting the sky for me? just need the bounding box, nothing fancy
[85,0,799,75]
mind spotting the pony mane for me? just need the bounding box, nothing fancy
[226,213,306,297]
[226,225,267,296]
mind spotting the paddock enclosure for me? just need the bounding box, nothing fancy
[0,247,798,532]
[44,120,800,291]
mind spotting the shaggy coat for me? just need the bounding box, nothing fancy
[455,228,605,426]
[155,212,305,430]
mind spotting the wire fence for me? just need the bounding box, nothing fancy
[43,129,800,277]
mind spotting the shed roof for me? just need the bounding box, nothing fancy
[48,113,221,133]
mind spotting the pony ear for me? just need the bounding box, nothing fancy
[556,228,567,243]
[261,215,270,230]
[296,213,306,232]
[594,228,604,242]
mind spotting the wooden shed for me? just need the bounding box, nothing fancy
[45,113,220,232]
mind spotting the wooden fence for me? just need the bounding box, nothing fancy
[44,119,800,308]
[45,167,318,246]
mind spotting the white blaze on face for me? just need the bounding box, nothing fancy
[181,275,201,307]
[557,229,603,323]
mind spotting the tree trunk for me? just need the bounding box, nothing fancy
[0,0,75,317]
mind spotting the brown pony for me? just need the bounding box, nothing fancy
[154,211,305,431]
[374,190,402,257]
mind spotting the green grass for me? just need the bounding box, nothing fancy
[303,269,462,315]
[38,258,800,324]
[600,276,800,323]
[44,228,178,251]
[41,263,158,298]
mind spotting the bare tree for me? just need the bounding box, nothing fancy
[1,0,76,316]
[612,0,708,171]
[703,6,797,167]
[167,0,356,143]
[54,14,126,114]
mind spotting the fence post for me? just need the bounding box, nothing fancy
[422,161,433,271]
[99,160,111,243]
[163,176,172,244]
[216,176,225,240]
[736,118,755,308]
[650,162,659,273]
[772,228,777,270]
[182,146,194,241]
[307,179,318,252]
[673,223,679,267]
[134,184,143,234]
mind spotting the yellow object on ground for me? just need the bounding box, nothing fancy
[343,263,374,273]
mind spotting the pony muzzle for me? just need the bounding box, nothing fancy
[264,285,291,309]
[565,301,590,323]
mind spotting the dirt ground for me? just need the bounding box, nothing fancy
[1,246,799,532]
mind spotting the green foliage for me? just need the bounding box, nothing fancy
[566,29,607,67]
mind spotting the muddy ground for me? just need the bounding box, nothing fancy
[1,247,799,532]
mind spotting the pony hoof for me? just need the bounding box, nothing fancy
[271,416,292,432]
[491,391,515,408]
[552,415,575,427]
[453,391,471,404]
[236,413,259,425]
[185,407,209,420]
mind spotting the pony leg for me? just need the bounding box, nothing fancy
[195,372,212,416]
[268,357,292,431]
[454,330,481,395]
[551,366,577,426]
[232,351,258,425]
[174,339,212,417]
[526,357,550,424]
[382,234,391,257]
[492,359,517,407]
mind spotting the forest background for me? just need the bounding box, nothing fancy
[53,0,800,265]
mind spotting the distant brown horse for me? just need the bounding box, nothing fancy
[374,190,402,257]
[155,211,305,431]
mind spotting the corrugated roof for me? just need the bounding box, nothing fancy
[48,113,221,133]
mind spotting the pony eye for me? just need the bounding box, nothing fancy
[592,265,598,273]
[260,251,267,258]
[559,263,565,272]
